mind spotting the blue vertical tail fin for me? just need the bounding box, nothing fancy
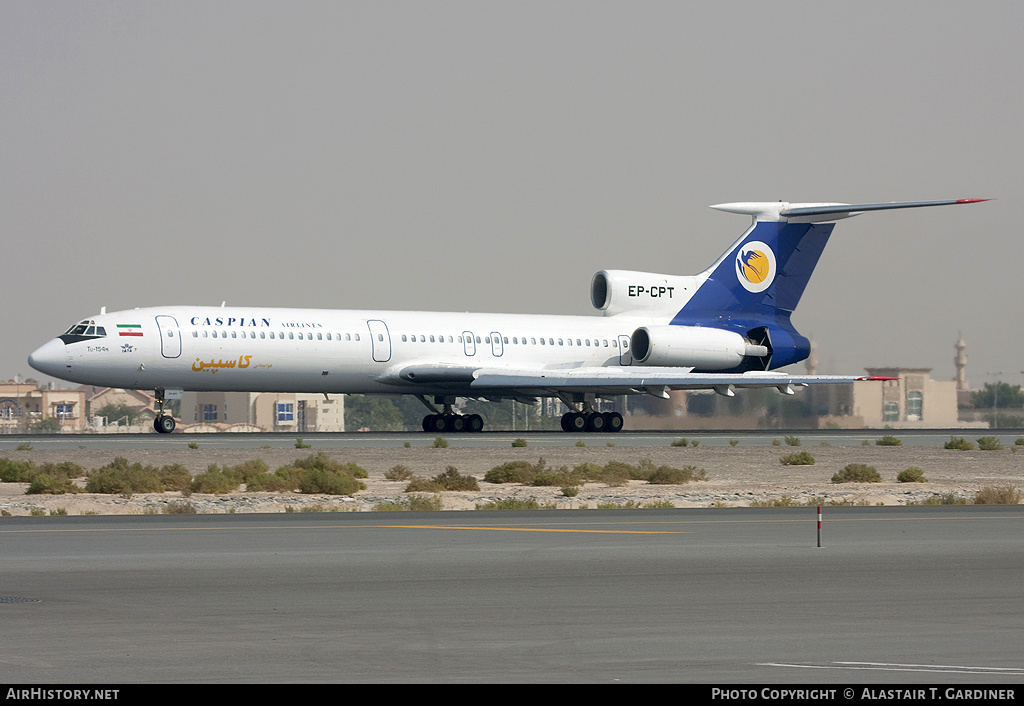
[671,199,988,369]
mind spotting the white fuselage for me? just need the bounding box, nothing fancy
[32,306,655,397]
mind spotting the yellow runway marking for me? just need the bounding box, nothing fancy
[380,525,680,534]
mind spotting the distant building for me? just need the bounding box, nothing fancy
[837,367,966,428]
[179,391,345,432]
[81,386,159,429]
[0,380,86,433]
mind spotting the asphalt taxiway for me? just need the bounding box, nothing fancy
[1,506,1022,682]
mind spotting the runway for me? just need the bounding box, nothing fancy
[2,506,1022,683]
[4,427,1023,450]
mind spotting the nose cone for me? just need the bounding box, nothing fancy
[28,338,66,378]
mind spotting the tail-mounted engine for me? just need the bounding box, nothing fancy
[630,325,770,370]
[591,270,699,317]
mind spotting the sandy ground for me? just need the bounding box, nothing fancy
[1,443,1022,515]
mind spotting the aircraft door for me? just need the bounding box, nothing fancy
[617,334,632,366]
[490,331,503,357]
[463,331,476,356]
[155,315,182,359]
[367,320,391,362]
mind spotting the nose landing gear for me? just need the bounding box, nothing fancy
[153,388,176,434]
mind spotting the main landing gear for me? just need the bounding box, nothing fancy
[153,388,176,434]
[558,393,623,433]
[417,395,484,433]
[560,410,623,433]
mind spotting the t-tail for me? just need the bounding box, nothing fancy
[595,198,988,373]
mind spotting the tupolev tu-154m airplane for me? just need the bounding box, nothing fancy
[29,198,987,434]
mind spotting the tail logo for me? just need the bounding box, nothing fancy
[735,241,776,293]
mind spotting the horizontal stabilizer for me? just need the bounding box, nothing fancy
[712,199,989,223]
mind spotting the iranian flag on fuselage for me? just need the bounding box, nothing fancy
[117,324,143,337]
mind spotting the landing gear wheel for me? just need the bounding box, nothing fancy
[155,415,176,434]
[587,412,606,432]
[424,414,447,433]
[562,412,587,432]
[604,412,624,432]
[466,414,484,433]
[448,414,466,433]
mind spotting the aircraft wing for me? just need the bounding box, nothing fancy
[471,367,887,398]
[380,363,888,399]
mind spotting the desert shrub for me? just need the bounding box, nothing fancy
[632,458,661,480]
[432,436,448,448]
[158,464,193,492]
[908,493,966,506]
[561,486,579,497]
[373,495,444,511]
[294,438,311,449]
[780,452,815,466]
[85,458,164,494]
[972,485,1022,505]
[670,438,688,447]
[245,470,299,492]
[750,496,802,507]
[1015,438,1024,446]
[646,465,708,484]
[26,474,79,495]
[771,439,781,447]
[40,461,84,479]
[229,459,270,481]
[831,464,881,483]
[164,501,198,514]
[511,438,528,447]
[575,440,586,447]
[476,498,550,510]
[531,466,585,487]
[190,465,242,494]
[729,439,739,447]
[432,466,480,491]
[405,475,443,493]
[598,460,640,482]
[642,500,676,508]
[945,437,975,450]
[976,436,1003,451]
[384,464,413,481]
[784,435,801,447]
[0,458,38,483]
[897,467,927,483]
[586,462,629,487]
[293,453,368,478]
[484,459,544,484]
[690,440,699,447]
[299,468,363,495]
[877,435,903,446]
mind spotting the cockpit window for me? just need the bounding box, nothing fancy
[59,320,107,344]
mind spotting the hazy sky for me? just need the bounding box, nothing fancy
[3,1,1021,387]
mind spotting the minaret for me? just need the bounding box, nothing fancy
[954,333,968,392]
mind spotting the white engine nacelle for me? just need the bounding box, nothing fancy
[630,325,768,370]
[591,270,699,317]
